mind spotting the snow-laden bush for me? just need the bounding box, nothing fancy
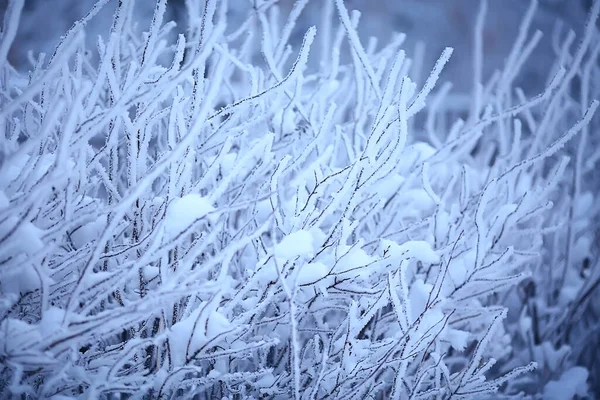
[0,0,598,398]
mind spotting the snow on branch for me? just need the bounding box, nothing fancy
[0,0,599,398]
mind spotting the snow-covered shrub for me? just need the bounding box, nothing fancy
[0,0,598,398]
[498,1,600,396]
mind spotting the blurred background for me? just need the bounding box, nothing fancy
[0,0,592,94]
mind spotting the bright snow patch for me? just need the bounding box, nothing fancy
[273,108,296,133]
[168,307,231,366]
[70,216,105,249]
[446,328,470,351]
[164,194,215,237]
[274,230,314,261]
[0,318,42,352]
[383,239,440,264]
[0,217,44,256]
[543,367,589,400]
[335,245,374,278]
[409,279,434,322]
[296,262,329,285]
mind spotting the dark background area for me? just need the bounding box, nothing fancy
[0,0,592,94]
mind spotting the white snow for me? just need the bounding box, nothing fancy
[206,152,238,178]
[446,328,470,351]
[0,216,45,296]
[335,245,375,278]
[0,318,42,352]
[255,258,278,286]
[274,230,314,261]
[543,367,589,400]
[273,108,296,133]
[70,216,105,249]
[534,343,571,372]
[372,174,405,202]
[1,0,596,396]
[448,249,475,286]
[398,189,436,217]
[0,262,40,296]
[38,307,67,336]
[255,199,272,224]
[0,154,75,188]
[409,279,433,322]
[0,217,44,256]
[296,262,329,285]
[168,306,231,366]
[164,194,215,237]
[382,239,440,264]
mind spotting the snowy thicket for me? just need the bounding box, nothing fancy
[0,0,599,398]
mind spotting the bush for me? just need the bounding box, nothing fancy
[0,0,598,398]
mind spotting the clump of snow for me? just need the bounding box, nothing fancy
[38,307,67,336]
[382,239,440,264]
[0,216,45,296]
[0,154,75,188]
[168,306,231,367]
[372,174,405,202]
[254,258,278,286]
[446,328,470,352]
[0,262,40,295]
[296,262,329,285]
[0,318,42,353]
[274,230,314,261]
[273,109,296,134]
[334,245,375,278]
[448,249,475,287]
[1,0,597,396]
[543,367,589,400]
[534,343,571,372]
[164,194,215,238]
[0,217,44,256]
[0,156,29,187]
[70,216,105,249]
[409,279,434,322]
